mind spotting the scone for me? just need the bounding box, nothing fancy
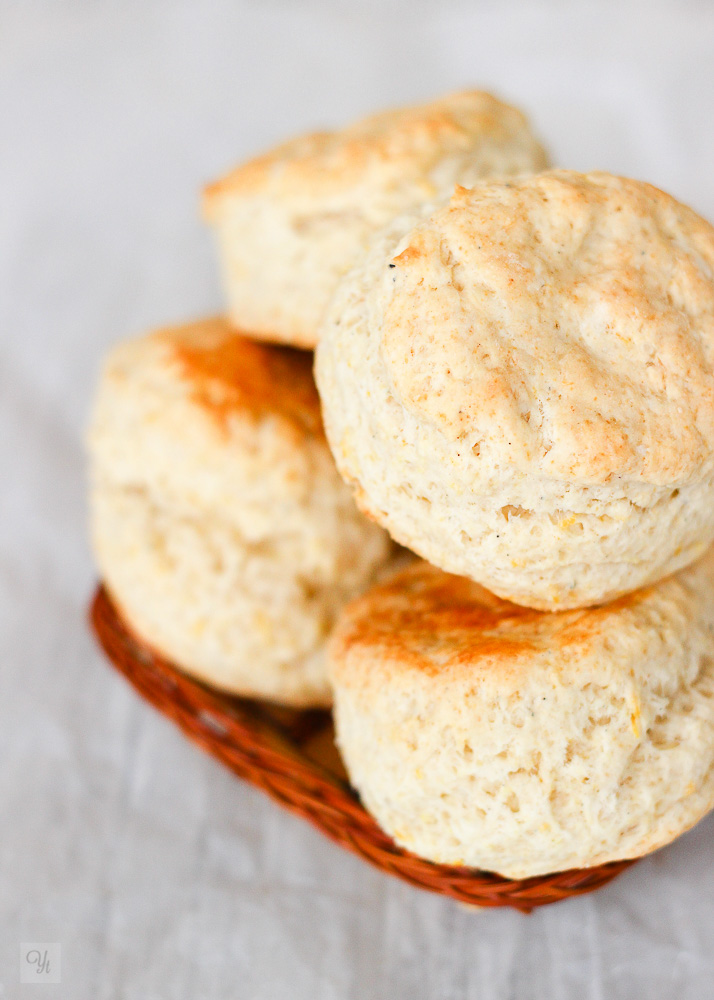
[316,171,714,610]
[87,318,393,707]
[203,90,548,348]
[329,557,714,878]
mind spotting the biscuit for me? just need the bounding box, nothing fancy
[328,556,714,878]
[87,319,393,706]
[203,91,548,348]
[316,171,714,609]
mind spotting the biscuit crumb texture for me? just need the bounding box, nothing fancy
[329,557,714,877]
[204,91,548,347]
[87,319,393,706]
[316,171,714,609]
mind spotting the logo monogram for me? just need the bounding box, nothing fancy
[20,944,61,984]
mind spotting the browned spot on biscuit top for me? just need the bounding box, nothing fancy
[336,561,651,678]
[166,319,324,437]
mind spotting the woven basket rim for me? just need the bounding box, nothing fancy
[89,584,637,912]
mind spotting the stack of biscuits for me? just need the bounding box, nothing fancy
[88,90,714,880]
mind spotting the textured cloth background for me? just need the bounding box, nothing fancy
[3,2,714,997]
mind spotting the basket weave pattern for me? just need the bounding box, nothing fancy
[90,584,637,912]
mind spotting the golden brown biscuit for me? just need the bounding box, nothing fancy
[316,171,714,609]
[87,318,394,706]
[329,557,714,877]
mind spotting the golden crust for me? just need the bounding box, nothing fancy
[329,561,658,685]
[378,171,714,486]
[203,90,548,212]
[150,318,323,439]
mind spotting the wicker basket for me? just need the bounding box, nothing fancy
[89,585,637,912]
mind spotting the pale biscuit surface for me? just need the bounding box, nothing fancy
[329,557,714,877]
[204,91,548,347]
[316,171,714,609]
[88,319,393,706]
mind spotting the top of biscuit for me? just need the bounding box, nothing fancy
[203,90,548,211]
[329,556,713,689]
[105,318,323,439]
[371,170,714,486]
